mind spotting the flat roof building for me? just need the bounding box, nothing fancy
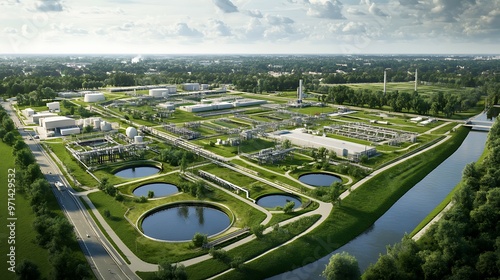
[271,128,376,161]
[41,116,76,130]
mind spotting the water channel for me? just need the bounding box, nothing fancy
[271,129,489,280]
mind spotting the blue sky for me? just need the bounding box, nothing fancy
[1,0,499,54]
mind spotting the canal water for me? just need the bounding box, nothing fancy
[270,129,489,280]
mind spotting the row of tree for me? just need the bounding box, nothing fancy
[318,85,484,117]
[0,108,91,279]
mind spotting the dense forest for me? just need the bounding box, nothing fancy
[1,55,499,110]
[361,118,500,280]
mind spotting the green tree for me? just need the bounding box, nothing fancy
[283,201,295,213]
[15,259,41,280]
[251,224,265,239]
[148,190,155,198]
[3,131,16,145]
[322,252,361,280]
[192,232,207,247]
[155,261,187,280]
[329,182,343,206]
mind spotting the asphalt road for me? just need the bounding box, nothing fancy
[3,102,139,280]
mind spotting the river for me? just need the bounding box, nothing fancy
[270,127,490,280]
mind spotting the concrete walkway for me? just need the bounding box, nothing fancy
[412,202,454,241]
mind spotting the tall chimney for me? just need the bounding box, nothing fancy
[383,70,387,94]
[298,79,303,103]
[414,69,418,92]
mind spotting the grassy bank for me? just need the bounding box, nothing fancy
[215,126,470,279]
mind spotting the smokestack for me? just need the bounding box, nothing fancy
[383,70,387,94]
[298,79,303,103]
[414,69,418,92]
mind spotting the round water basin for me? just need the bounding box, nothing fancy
[114,166,160,179]
[256,194,302,209]
[299,172,342,187]
[133,183,178,198]
[141,203,231,242]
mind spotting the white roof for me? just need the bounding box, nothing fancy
[43,116,74,123]
[274,128,375,154]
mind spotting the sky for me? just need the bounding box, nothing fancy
[0,0,499,55]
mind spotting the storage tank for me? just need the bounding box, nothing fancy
[126,127,138,138]
[84,92,105,102]
[134,135,144,143]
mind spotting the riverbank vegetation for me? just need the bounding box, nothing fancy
[363,119,500,279]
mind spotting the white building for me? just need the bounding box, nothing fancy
[201,84,209,90]
[84,92,105,102]
[40,116,76,131]
[60,127,81,136]
[32,112,58,124]
[158,102,175,110]
[183,83,200,91]
[22,108,35,118]
[271,128,377,161]
[46,102,60,112]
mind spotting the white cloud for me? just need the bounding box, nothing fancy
[206,19,232,37]
[265,14,294,25]
[243,9,263,18]
[213,0,238,13]
[347,7,365,15]
[174,22,203,37]
[307,0,345,19]
[35,0,64,12]
[368,3,389,17]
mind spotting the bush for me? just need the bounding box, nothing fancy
[192,233,207,247]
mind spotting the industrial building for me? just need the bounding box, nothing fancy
[40,116,76,132]
[157,102,175,110]
[60,127,81,136]
[58,91,83,98]
[179,99,267,113]
[183,83,200,91]
[46,102,60,112]
[32,112,58,124]
[22,108,35,118]
[84,92,105,102]
[271,128,377,161]
[149,86,177,97]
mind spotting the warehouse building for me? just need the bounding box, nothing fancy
[46,101,60,112]
[271,128,376,162]
[32,112,58,124]
[22,108,35,118]
[84,92,105,102]
[183,83,200,91]
[40,116,76,130]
